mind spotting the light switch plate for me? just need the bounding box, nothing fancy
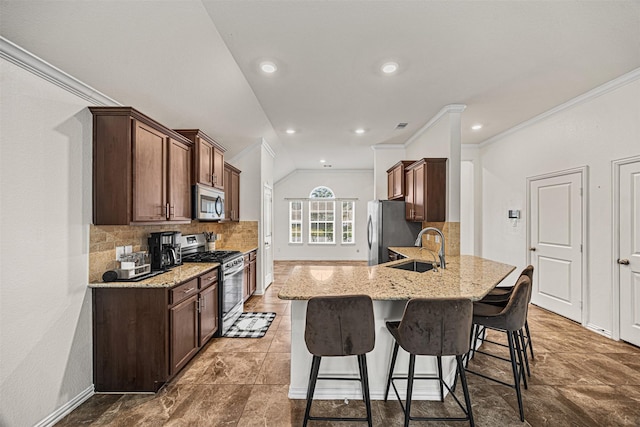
[125,245,132,254]
[115,246,125,260]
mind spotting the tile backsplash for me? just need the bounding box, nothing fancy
[416,221,460,257]
[89,221,258,282]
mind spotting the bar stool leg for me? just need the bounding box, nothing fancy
[456,355,475,427]
[518,329,531,377]
[384,341,400,401]
[405,354,416,427]
[513,331,528,390]
[525,320,534,359]
[303,356,321,427]
[358,354,373,427]
[506,332,525,421]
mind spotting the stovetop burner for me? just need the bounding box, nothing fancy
[182,250,241,263]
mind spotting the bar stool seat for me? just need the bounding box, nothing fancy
[303,295,375,427]
[384,298,474,427]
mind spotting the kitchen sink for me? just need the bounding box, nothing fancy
[386,260,435,273]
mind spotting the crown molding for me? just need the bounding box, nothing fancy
[479,67,640,148]
[261,137,276,158]
[404,104,467,148]
[0,37,120,106]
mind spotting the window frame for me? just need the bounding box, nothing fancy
[308,198,335,244]
[288,200,303,244]
[341,200,355,244]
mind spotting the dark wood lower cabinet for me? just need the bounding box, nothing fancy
[170,294,199,376]
[243,250,258,301]
[93,267,218,392]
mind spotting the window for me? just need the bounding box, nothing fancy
[309,186,335,244]
[289,201,303,243]
[341,201,355,244]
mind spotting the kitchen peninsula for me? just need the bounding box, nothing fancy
[278,251,515,400]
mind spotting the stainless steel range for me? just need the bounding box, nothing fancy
[181,234,244,336]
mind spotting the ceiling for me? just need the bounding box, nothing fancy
[2,1,639,180]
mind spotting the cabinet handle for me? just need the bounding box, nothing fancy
[201,295,206,310]
[165,203,170,220]
[530,247,536,251]
[183,287,195,294]
[196,299,201,313]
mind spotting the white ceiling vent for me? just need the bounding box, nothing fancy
[395,123,408,129]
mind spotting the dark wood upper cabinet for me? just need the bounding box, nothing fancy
[90,107,193,225]
[386,161,415,200]
[405,158,447,222]
[224,162,241,221]
[174,129,226,190]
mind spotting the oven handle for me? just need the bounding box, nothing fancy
[223,262,245,278]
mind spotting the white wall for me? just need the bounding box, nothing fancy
[479,75,640,335]
[0,59,94,426]
[274,169,373,261]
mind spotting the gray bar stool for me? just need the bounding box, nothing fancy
[476,265,535,363]
[465,275,532,422]
[384,298,474,427]
[303,295,375,427]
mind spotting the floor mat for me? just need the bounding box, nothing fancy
[223,312,277,338]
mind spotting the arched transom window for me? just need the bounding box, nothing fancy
[309,186,335,243]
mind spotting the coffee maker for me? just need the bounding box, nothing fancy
[148,231,182,271]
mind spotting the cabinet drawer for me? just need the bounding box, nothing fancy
[199,269,218,290]
[170,278,198,306]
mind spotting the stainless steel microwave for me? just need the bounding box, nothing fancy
[193,184,225,221]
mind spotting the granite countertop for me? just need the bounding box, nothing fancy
[89,262,219,289]
[223,245,258,255]
[277,253,515,301]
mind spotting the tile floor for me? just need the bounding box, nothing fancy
[58,261,640,426]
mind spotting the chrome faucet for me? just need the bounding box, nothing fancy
[414,227,446,269]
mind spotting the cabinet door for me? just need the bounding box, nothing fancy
[387,171,394,199]
[197,138,213,186]
[132,121,167,222]
[170,294,199,376]
[413,163,426,221]
[405,168,415,220]
[213,147,225,190]
[231,170,240,221]
[167,138,192,221]
[393,166,403,198]
[199,283,218,345]
[224,166,232,219]
[249,259,257,296]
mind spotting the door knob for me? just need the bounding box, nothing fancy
[529,247,536,251]
[617,259,630,265]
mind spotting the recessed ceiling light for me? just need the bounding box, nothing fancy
[381,62,398,74]
[320,159,326,163]
[355,128,366,134]
[471,124,483,131]
[260,61,277,73]
[285,129,296,134]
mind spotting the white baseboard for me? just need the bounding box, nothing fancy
[34,385,95,427]
[586,323,613,339]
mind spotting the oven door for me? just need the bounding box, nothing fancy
[220,258,244,335]
[194,184,225,221]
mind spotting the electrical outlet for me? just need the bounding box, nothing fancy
[435,236,440,243]
[115,246,125,260]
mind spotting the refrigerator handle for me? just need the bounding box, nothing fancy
[367,215,373,250]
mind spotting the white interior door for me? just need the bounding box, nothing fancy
[619,160,640,346]
[529,170,584,322]
[263,184,273,287]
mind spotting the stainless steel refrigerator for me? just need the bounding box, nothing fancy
[367,200,422,265]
